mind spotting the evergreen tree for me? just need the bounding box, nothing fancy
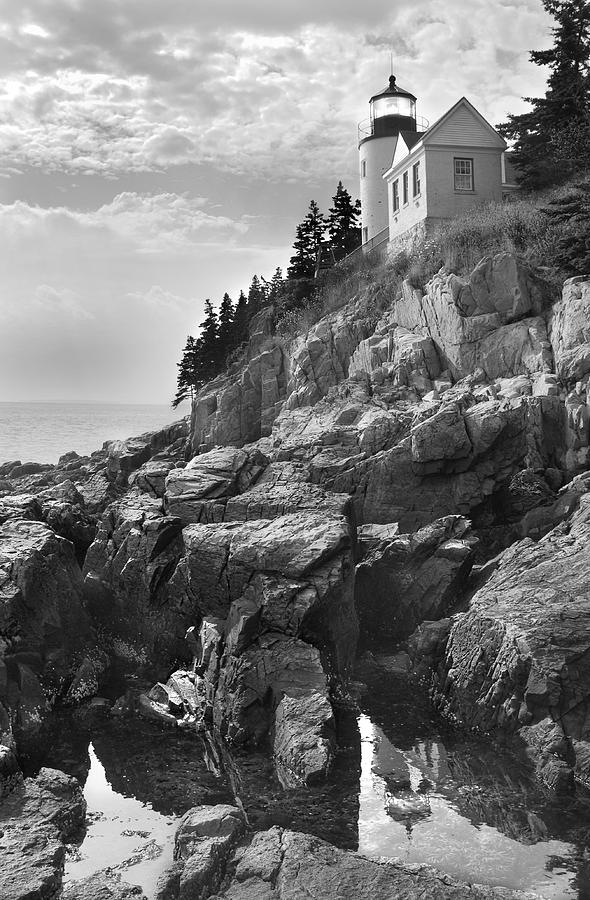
[232,290,249,347]
[328,182,361,258]
[196,299,221,378]
[172,335,198,408]
[262,267,284,303]
[287,200,326,279]
[246,275,265,321]
[498,0,590,188]
[218,292,235,354]
[541,179,590,272]
[287,222,313,279]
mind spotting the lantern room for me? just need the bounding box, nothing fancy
[367,75,417,138]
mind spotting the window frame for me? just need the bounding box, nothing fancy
[362,226,368,244]
[361,160,366,178]
[412,162,421,198]
[392,179,400,212]
[402,171,409,205]
[454,157,474,192]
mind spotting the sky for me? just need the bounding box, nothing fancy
[0,0,554,405]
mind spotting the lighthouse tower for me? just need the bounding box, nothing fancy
[358,75,420,245]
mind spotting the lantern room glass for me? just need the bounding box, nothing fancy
[371,95,416,121]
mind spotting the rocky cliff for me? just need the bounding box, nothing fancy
[3,250,590,898]
[146,251,590,791]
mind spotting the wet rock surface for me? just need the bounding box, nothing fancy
[212,827,539,900]
[355,515,477,646]
[0,517,92,746]
[434,493,590,790]
[0,766,86,900]
[63,873,148,900]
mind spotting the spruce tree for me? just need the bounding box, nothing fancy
[498,0,590,188]
[541,179,590,272]
[246,275,265,321]
[232,290,249,347]
[262,267,284,303]
[172,335,198,408]
[328,182,361,258]
[218,292,235,354]
[197,299,221,379]
[287,200,327,279]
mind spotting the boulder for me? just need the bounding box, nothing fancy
[129,456,181,498]
[172,804,245,900]
[550,275,590,382]
[105,419,189,484]
[191,342,288,454]
[0,519,90,742]
[212,827,538,899]
[0,494,42,523]
[169,511,356,671]
[434,493,590,788]
[157,507,356,782]
[0,767,86,900]
[393,255,552,381]
[164,446,268,525]
[63,873,147,900]
[273,689,335,786]
[355,516,477,645]
[83,492,185,662]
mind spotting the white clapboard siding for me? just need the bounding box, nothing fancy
[426,102,505,148]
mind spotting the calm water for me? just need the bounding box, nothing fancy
[0,401,188,465]
[27,675,590,899]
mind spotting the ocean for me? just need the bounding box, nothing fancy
[0,401,188,465]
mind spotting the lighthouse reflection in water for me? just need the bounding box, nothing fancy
[357,714,578,898]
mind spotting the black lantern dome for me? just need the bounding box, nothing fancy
[368,75,417,137]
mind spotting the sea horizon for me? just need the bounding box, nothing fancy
[0,400,189,466]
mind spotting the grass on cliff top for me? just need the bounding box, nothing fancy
[275,252,397,341]
[403,171,590,290]
[274,172,589,343]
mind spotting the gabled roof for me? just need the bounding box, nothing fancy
[389,130,425,169]
[422,97,507,149]
[400,130,423,151]
[383,97,506,181]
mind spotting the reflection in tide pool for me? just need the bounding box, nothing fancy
[358,715,577,898]
[64,743,177,899]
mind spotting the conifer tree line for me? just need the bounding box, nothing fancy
[499,0,590,189]
[172,181,360,408]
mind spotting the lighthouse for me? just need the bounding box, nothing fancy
[358,75,422,245]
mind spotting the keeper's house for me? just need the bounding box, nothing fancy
[358,77,519,253]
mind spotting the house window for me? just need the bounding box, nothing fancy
[362,226,368,243]
[454,158,473,191]
[392,180,400,212]
[361,160,366,178]
[403,171,409,204]
[413,162,421,197]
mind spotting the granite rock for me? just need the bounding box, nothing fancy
[215,827,538,900]
[434,493,590,788]
[0,767,86,900]
[355,516,477,645]
[550,275,590,382]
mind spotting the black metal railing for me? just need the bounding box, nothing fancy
[357,115,429,142]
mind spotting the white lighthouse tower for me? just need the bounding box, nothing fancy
[358,75,422,246]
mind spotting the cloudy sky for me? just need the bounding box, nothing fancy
[0,0,552,405]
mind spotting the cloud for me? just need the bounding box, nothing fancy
[0,0,553,180]
[34,284,94,320]
[0,192,249,258]
[125,285,194,311]
[143,127,196,164]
